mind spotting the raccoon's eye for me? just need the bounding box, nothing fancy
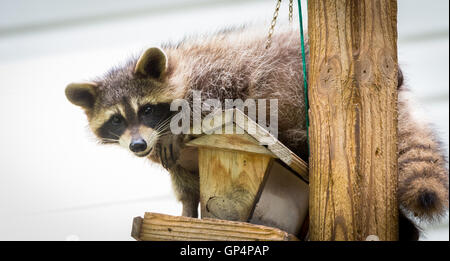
[111,115,122,125]
[143,105,152,115]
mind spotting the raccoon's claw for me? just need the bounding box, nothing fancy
[169,143,175,162]
[156,143,165,168]
[163,146,168,167]
[158,145,171,169]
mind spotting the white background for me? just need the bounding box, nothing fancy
[0,0,448,240]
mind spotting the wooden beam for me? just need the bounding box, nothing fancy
[133,212,298,241]
[308,0,399,241]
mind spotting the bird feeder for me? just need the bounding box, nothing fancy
[132,109,309,241]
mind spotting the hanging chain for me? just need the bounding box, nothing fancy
[289,0,294,23]
[266,0,282,49]
[266,0,295,49]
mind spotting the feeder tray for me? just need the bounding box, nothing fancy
[132,213,298,241]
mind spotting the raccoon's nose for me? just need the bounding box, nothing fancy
[129,139,147,153]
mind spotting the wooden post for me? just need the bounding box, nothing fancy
[308,0,399,241]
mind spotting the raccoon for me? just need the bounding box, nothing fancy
[65,27,448,240]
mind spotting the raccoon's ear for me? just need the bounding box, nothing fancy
[65,82,98,109]
[134,47,168,79]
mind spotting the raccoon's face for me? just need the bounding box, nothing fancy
[65,47,177,158]
[91,100,173,157]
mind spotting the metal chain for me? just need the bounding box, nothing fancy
[266,0,295,49]
[266,0,282,49]
[289,0,294,23]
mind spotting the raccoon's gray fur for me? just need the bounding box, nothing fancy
[65,26,448,240]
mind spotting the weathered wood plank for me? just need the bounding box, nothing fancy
[187,133,274,156]
[133,213,298,241]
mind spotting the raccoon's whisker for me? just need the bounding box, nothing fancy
[156,127,172,136]
[157,130,171,138]
[153,115,174,132]
[156,129,175,138]
[107,131,121,139]
[156,120,176,135]
[160,115,173,126]
[101,138,119,144]
[155,114,176,131]
[156,126,173,136]
[154,115,169,127]
[155,120,172,133]
[101,138,119,142]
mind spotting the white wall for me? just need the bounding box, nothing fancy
[0,0,448,240]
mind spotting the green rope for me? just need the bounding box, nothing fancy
[297,0,310,155]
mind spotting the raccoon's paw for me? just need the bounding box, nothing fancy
[398,165,449,221]
[156,134,188,169]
